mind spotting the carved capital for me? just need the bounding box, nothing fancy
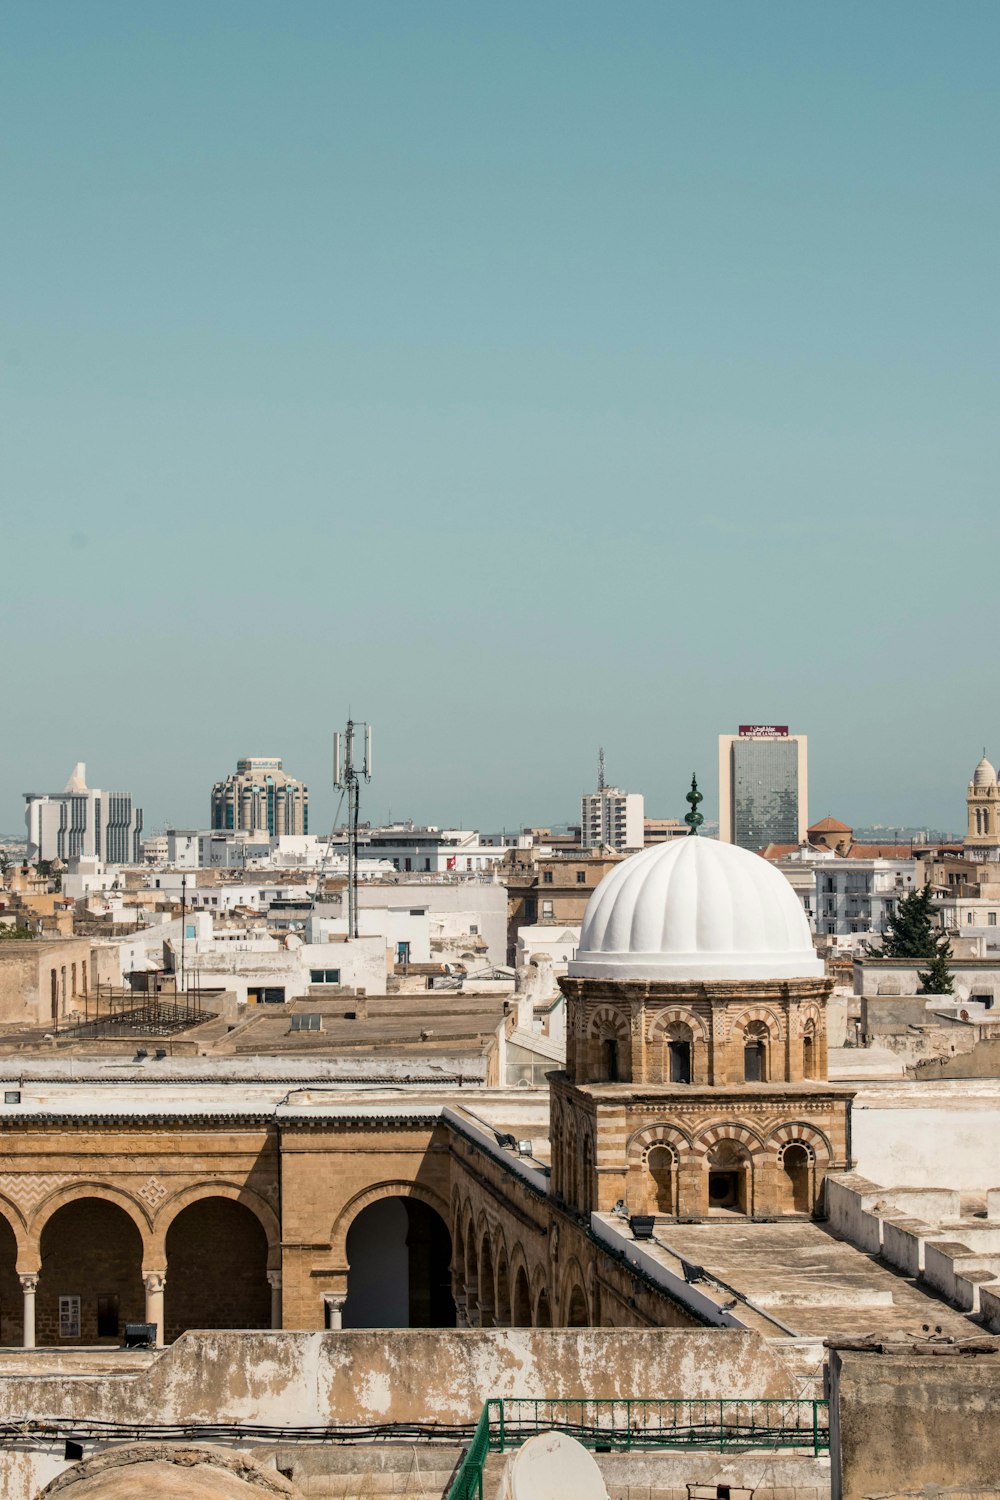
[19,1274,39,1294]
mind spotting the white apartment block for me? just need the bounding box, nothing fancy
[580,789,644,853]
[813,859,917,939]
[25,764,143,866]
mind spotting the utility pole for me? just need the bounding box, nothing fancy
[597,746,606,792]
[333,719,372,939]
[180,873,187,994]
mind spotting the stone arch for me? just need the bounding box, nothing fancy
[626,1123,690,1215]
[29,1182,152,1265]
[732,1005,787,1042]
[37,1196,146,1346]
[795,1002,823,1035]
[0,1193,32,1270]
[342,1194,454,1330]
[511,1262,532,1326]
[585,1005,631,1082]
[329,1180,450,1267]
[765,1121,834,1163]
[648,1007,709,1084]
[692,1121,767,1159]
[626,1122,693,1161]
[152,1181,280,1270]
[493,1239,512,1326]
[534,1283,552,1327]
[560,1260,590,1327]
[586,1005,630,1041]
[579,1126,594,1215]
[648,1007,709,1044]
[477,1223,496,1326]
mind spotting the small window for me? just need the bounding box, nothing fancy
[990,913,997,926]
[576,871,586,884]
[469,924,478,935]
[542,871,553,884]
[309,969,341,985]
[409,909,423,917]
[59,1296,81,1340]
[542,900,553,917]
[290,1014,322,1032]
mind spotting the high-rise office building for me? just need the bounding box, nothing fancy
[24,763,144,865]
[581,787,645,852]
[718,726,808,851]
[211,756,308,836]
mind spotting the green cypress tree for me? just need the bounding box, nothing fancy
[879,885,936,957]
[918,945,955,996]
[876,884,954,994]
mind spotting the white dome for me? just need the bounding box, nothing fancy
[569,837,823,982]
[973,756,997,788]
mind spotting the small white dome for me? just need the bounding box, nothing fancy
[569,837,823,982]
[973,756,997,788]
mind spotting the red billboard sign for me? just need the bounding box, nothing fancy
[738,725,789,737]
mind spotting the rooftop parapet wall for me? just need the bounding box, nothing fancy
[0,1329,802,1428]
[829,1341,1000,1500]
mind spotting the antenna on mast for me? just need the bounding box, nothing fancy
[597,746,606,792]
[333,717,373,939]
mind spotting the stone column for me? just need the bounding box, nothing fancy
[323,1292,346,1330]
[20,1274,38,1349]
[143,1272,166,1347]
[267,1271,282,1330]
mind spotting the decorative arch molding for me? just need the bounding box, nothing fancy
[152,1181,281,1268]
[647,1007,709,1044]
[792,1002,823,1039]
[692,1121,767,1159]
[585,1005,630,1041]
[626,1122,693,1163]
[0,1192,33,1269]
[329,1179,450,1266]
[29,1181,153,1260]
[765,1121,834,1162]
[731,1005,787,1041]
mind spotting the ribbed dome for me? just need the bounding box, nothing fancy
[973,756,997,788]
[569,837,823,981]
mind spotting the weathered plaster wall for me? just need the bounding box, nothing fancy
[0,1328,800,1430]
[830,1345,1000,1499]
[851,1089,1000,1190]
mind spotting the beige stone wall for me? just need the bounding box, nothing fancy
[830,1343,1000,1500]
[0,939,94,1026]
[550,1075,851,1219]
[561,978,832,1088]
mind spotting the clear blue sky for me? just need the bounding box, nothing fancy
[3,2,997,836]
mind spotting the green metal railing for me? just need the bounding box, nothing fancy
[447,1397,829,1500]
[448,1401,492,1500]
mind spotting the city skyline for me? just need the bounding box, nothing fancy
[4,726,973,843]
[4,3,997,839]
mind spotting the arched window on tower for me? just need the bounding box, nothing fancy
[601,1038,620,1082]
[780,1143,813,1214]
[743,1021,769,1083]
[802,1021,817,1079]
[665,1021,693,1084]
[646,1144,676,1214]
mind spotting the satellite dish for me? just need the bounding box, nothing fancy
[498,1431,607,1500]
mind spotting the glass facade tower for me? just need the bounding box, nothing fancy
[718,731,808,850]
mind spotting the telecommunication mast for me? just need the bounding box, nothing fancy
[333,718,372,939]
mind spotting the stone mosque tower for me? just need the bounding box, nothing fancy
[554,787,852,1221]
[965,754,1000,861]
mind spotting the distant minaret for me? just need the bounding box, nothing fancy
[597,746,606,792]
